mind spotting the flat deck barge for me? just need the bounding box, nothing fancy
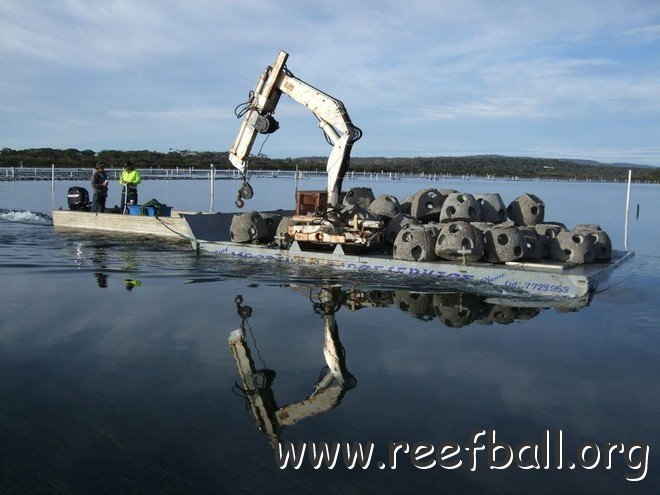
[182,212,635,300]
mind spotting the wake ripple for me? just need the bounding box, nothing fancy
[0,209,53,225]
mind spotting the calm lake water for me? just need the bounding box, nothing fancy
[1,176,658,494]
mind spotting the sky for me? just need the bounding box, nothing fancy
[1,0,660,165]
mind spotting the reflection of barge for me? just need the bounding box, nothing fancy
[183,212,634,300]
[230,285,592,447]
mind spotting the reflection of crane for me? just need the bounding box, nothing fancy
[229,51,362,213]
[229,289,356,447]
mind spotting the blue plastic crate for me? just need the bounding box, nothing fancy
[144,206,172,217]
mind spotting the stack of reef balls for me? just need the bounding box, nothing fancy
[339,187,611,264]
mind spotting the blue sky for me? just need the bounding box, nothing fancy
[1,0,659,165]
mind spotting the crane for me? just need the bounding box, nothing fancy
[228,51,362,215]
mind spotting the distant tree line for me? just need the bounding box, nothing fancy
[1,147,658,182]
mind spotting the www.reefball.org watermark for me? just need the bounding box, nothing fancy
[275,429,650,481]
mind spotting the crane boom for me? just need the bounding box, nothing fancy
[229,51,361,211]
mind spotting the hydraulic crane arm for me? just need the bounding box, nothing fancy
[229,51,361,210]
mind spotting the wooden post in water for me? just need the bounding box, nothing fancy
[51,164,55,194]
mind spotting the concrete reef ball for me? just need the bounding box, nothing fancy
[274,216,297,248]
[519,226,544,260]
[384,213,422,245]
[259,211,283,241]
[368,194,401,221]
[440,193,481,223]
[399,196,413,215]
[533,222,567,258]
[483,225,527,262]
[342,187,375,209]
[475,193,507,223]
[340,204,377,226]
[393,226,438,262]
[410,188,447,221]
[470,222,494,233]
[507,193,545,226]
[550,230,596,264]
[230,211,268,243]
[420,222,442,239]
[435,221,484,262]
[573,224,612,260]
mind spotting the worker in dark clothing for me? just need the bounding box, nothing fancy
[90,162,109,212]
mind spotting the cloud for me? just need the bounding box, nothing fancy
[1,1,659,164]
[106,107,235,122]
[620,23,660,42]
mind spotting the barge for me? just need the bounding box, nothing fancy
[182,212,635,300]
[51,51,636,300]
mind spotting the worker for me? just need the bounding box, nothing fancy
[119,159,142,212]
[90,162,109,212]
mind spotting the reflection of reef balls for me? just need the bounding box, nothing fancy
[394,291,434,318]
[483,304,518,324]
[432,293,482,328]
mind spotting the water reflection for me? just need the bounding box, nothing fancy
[341,288,590,327]
[230,290,356,447]
[230,286,591,447]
